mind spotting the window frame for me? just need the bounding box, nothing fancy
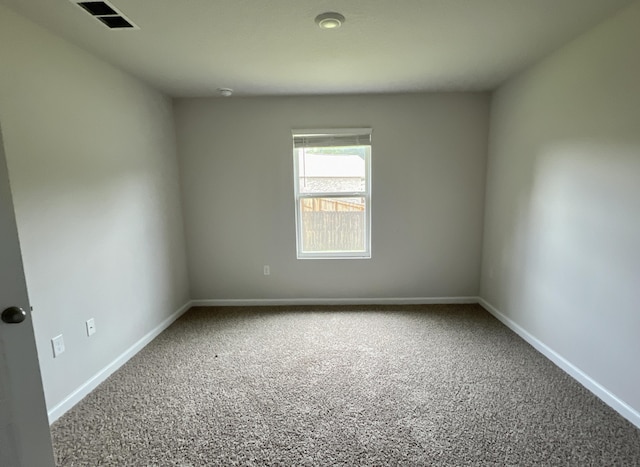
[292,128,372,259]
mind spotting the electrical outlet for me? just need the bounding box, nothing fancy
[86,318,96,336]
[263,265,270,276]
[51,335,65,358]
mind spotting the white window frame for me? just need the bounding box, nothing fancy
[292,128,372,259]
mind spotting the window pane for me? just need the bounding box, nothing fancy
[299,197,366,253]
[297,147,367,194]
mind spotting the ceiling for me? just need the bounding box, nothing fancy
[0,0,633,97]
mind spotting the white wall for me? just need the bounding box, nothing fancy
[0,5,190,411]
[176,94,489,301]
[481,1,640,420]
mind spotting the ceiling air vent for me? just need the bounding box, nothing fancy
[78,1,117,16]
[71,1,139,30]
[98,15,134,29]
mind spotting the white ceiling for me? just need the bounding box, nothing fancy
[1,0,633,97]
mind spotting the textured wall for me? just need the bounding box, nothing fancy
[481,2,640,416]
[0,5,190,410]
[175,93,489,301]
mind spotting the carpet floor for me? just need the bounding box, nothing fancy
[51,304,640,466]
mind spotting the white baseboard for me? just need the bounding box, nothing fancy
[47,301,192,424]
[190,296,480,307]
[478,298,640,430]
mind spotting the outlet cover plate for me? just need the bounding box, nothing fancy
[51,335,65,357]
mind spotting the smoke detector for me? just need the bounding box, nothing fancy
[218,88,233,97]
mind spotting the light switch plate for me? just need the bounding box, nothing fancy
[86,318,96,336]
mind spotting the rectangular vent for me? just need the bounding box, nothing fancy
[99,16,134,29]
[78,1,117,16]
[71,0,139,30]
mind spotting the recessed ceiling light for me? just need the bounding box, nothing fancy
[218,88,233,97]
[315,12,345,30]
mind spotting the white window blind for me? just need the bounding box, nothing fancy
[293,129,372,149]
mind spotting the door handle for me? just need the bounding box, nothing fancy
[2,306,26,324]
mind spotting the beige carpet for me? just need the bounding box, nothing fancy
[52,304,640,465]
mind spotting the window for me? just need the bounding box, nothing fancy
[293,128,372,259]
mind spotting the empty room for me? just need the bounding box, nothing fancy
[1,0,639,465]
